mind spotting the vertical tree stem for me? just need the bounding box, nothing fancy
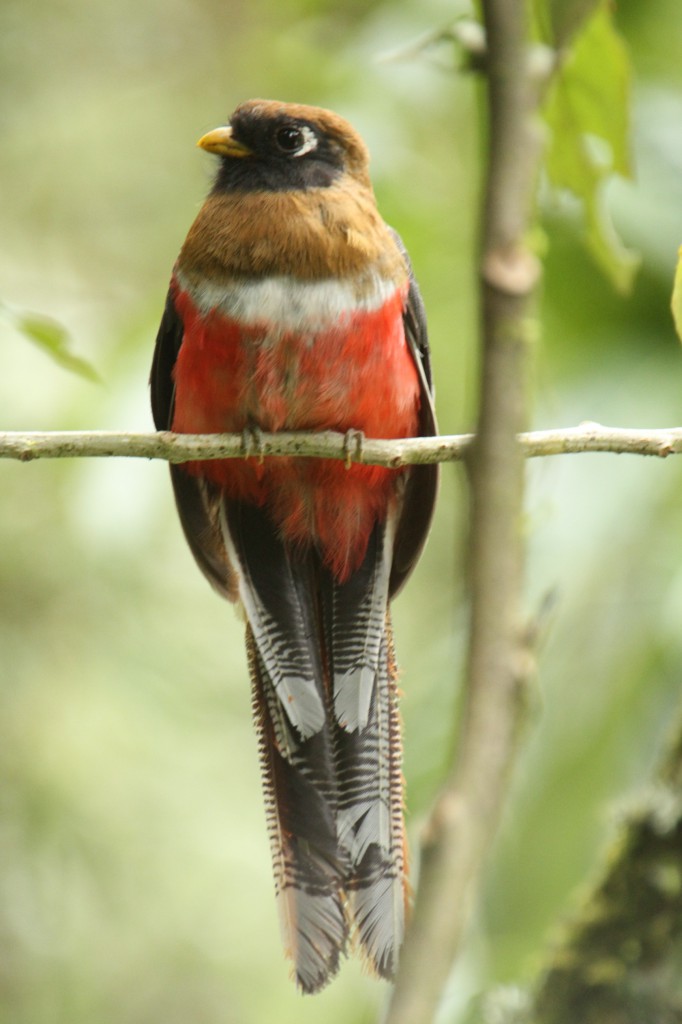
[384,3,544,1021]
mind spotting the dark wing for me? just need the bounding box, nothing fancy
[150,289,182,432]
[150,287,237,601]
[388,231,439,597]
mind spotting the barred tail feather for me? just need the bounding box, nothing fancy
[351,871,405,979]
[234,507,408,989]
[329,519,394,733]
[321,519,408,980]
[338,615,407,979]
[246,628,349,993]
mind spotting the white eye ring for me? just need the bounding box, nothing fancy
[293,125,318,157]
[275,123,319,157]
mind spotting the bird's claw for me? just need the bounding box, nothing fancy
[343,429,365,469]
[242,425,265,464]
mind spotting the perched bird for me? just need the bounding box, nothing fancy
[150,99,438,992]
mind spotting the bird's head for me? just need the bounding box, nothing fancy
[197,100,372,194]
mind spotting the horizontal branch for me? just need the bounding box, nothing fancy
[2,422,682,467]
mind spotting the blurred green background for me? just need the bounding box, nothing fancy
[2,0,682,1021]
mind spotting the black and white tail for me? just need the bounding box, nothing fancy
[228,503,407,992]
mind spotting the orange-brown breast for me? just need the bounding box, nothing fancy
[177,175,406,284]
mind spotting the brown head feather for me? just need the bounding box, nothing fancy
[178,100,407,284]
[232,99,372,188]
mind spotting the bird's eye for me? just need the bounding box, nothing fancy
[275,125,304,151]
[274,123,318,157]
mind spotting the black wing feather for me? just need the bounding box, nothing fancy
[150,289,183,431]
[150,287,236,599]
[389,230,439,596]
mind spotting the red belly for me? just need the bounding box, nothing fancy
[171,285,420,579]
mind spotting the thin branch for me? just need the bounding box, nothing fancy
[2,423,682,465]
[384,0,548,1018]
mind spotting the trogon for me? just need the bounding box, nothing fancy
[150,99,438,993]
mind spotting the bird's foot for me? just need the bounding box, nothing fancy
[343,429,365,470]
[241,425,265,464]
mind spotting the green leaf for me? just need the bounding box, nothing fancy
[542,0,639,292]
[529,0,554,44]
[547,0,603,48]
[583,187,640,294]
[0,299,101,383]
[671,246,682,344]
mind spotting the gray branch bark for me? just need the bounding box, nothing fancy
[384,0,550,1019]
[2,423,682,465]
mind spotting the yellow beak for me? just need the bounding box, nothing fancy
[196,125,253,158]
